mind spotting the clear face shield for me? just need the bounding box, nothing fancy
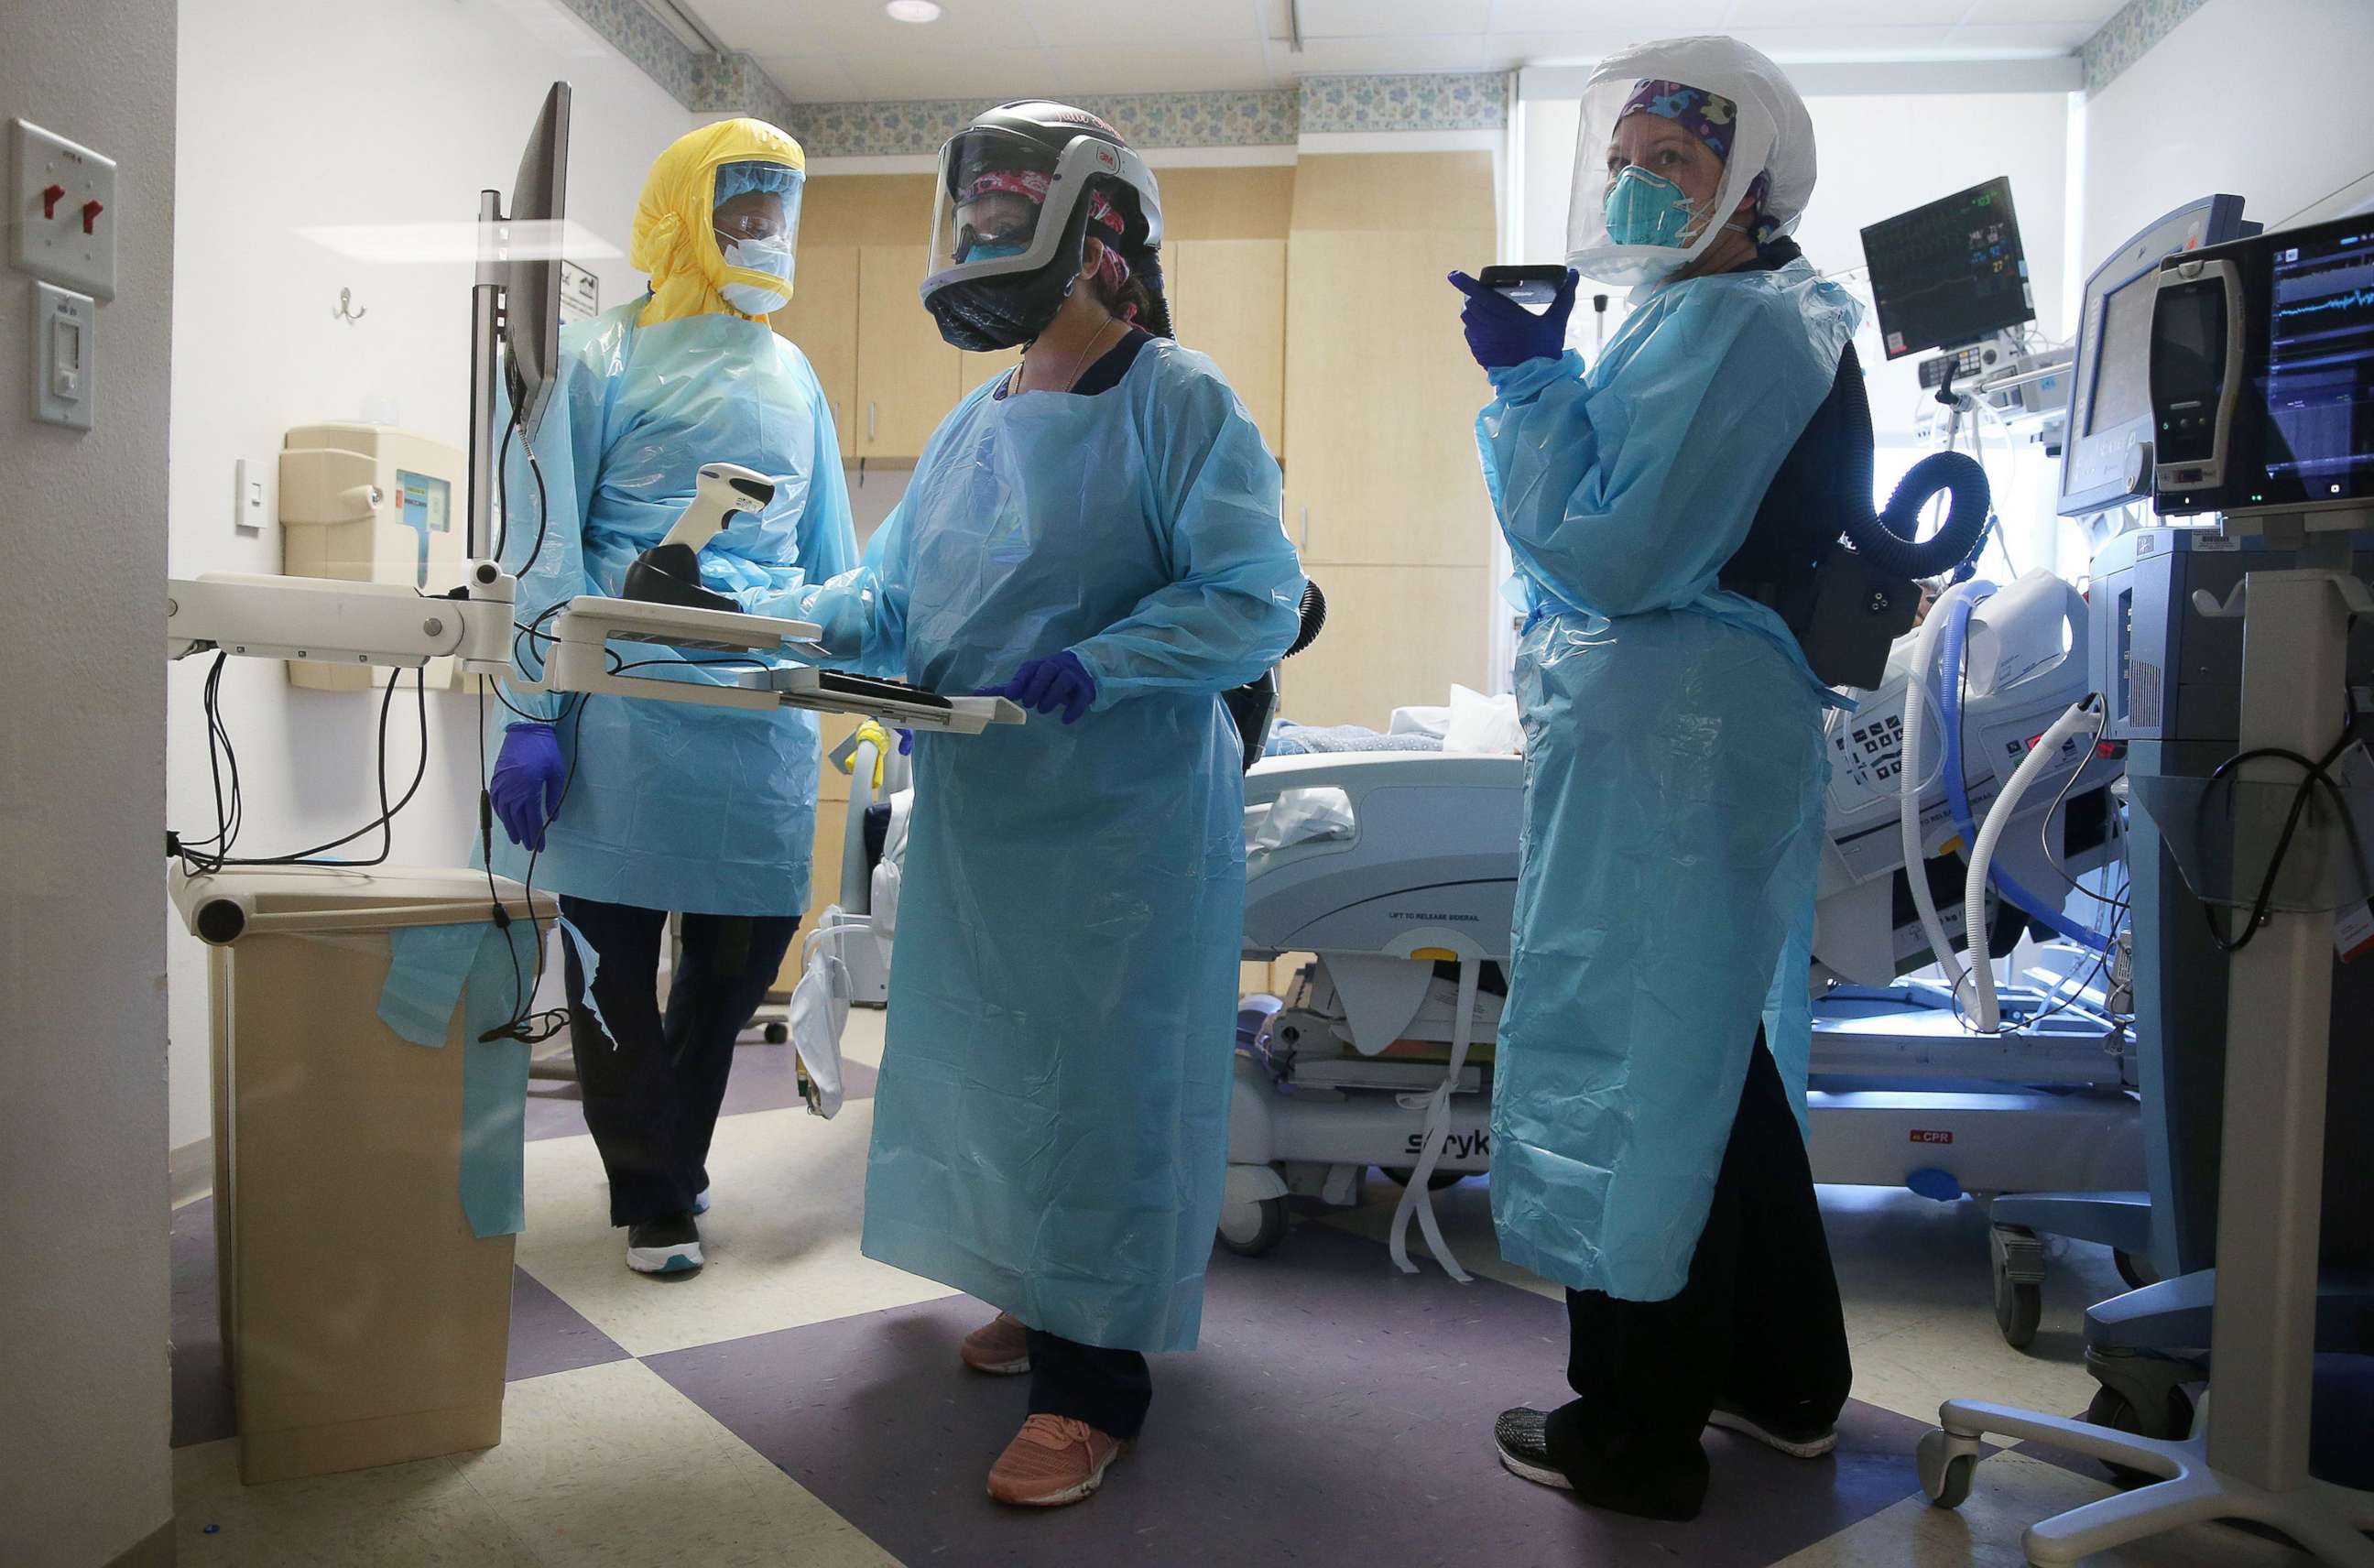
[924,129,1142,289]
[710,158,805,315]
[1565,75,1771,289]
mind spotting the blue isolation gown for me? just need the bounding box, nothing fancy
[799,342,1304,1351]
[1476,258,1860,1301]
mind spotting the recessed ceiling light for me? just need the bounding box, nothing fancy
[885,0,942,21]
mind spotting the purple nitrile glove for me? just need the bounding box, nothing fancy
[489,722,565,851]
[976,650,1096,724]
[1446,267,1578,371]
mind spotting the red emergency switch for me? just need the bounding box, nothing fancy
[41,183,65,219]
[82,199,103,234]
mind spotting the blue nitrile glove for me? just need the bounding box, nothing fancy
[979,650,1096,725]
[1447,268,1579,371]
[489,722,566,851]
[896,727,912,755]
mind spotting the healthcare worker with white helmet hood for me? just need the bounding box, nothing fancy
[1448,37,1858,1519]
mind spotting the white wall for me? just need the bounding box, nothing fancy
[165,0,691,1152]
[1519,85,2074,440]
[2083,0,2374,254]
[0,2,177,1563]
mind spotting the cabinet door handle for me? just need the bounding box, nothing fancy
[867,401,877,441]
[1299,505,1310,552]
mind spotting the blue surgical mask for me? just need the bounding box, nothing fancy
[959,237,1029,265]
[1602,166,1701,249]
[719,235,794,314]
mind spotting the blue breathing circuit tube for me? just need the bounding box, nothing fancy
[1934,591,2112,954]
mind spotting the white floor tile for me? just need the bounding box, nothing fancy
[515,1102,956,1358]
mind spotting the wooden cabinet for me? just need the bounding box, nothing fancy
[1283,226,1495,569]
[1281,563,1491,729]
[855,245,963,459]
[773,246,858,458]
[1169,237,1286,455]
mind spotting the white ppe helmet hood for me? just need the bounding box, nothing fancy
[1565,35,1816,288]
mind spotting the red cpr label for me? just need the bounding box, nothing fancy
[1911,1129,1954,1144]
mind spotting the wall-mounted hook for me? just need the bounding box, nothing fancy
[334,287,367,323]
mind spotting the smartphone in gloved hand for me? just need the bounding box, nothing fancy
[1478,264,1569,310]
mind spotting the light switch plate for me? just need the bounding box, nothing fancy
[234,457,267,534]
[12,119,116,300]
[33,281,94,430]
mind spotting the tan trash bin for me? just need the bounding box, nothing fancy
[171,865,558,1484]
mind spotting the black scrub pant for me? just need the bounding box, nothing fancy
[558,896,800,1228]
[1027,1330,1152,1441]
[1543,1030,1852,1519]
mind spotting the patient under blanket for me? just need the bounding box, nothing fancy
[1264,719,1443,756]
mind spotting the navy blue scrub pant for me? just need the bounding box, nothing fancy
[558,896,800,1227]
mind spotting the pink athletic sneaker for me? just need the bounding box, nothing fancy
[960,1311,1031,1376]
[986,1414,1127,1507]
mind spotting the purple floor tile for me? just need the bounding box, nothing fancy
[525,1040,877,1143]
[506,1268,631,1382]
[170,1197,234,1450]
[648,1220,1931,1568]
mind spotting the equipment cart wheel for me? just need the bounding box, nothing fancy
[764,1021,790,1045]
[1989,1223,2045,1349]
[1917,1429,1979,1509]
[1216,1196,1288,1258]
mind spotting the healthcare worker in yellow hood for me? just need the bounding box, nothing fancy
[485,118,855,1279]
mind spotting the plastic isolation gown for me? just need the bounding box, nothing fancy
[799,343,1304,1352]
[489,298,855,915]
[1476,257,1861,1301]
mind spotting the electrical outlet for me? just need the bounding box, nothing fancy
[11,120,116,300]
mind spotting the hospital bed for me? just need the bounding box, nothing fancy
[1225,572,2144,1318]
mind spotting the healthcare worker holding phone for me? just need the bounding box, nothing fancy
[1449,36,1859,1521]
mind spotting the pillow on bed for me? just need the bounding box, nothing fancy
[1444,684,1523,755]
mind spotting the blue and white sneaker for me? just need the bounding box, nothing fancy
[692,1186,712,1216]
[626,1212,703,1275]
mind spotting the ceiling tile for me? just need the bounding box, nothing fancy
[1022,0,1273,44]
[1959,0,2123,20]
[1483,29,1654,68]
[1486,0,1732,31]
[1723,24,1964,59]
[1043,42,1282,93]
[752,52,867,101]
[1728,0,1971,22]
[727,0,1040,58]
[1285,34,1494,74]
[833,47,1069,99]
[1295,0,1494,38]
[1941,20,2101,50]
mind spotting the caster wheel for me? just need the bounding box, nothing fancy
[1990,1225,2045,1349]
[1216,1196,1287,1258]
[763,1022,790,1045]
[1381,1166,1466,1192]
[1917,1430,1978,1509]
[2082,1385,2162,1490]
[2114,1247,2157,1290]
[1994,1273,2042,1348]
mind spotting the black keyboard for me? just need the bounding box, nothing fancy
[815,670,952,711]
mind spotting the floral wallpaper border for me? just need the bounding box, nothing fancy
[2080,0,2212,95]
[1297,71,1508,135]
[782,91,1300,157]
[550,0,1508,152]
